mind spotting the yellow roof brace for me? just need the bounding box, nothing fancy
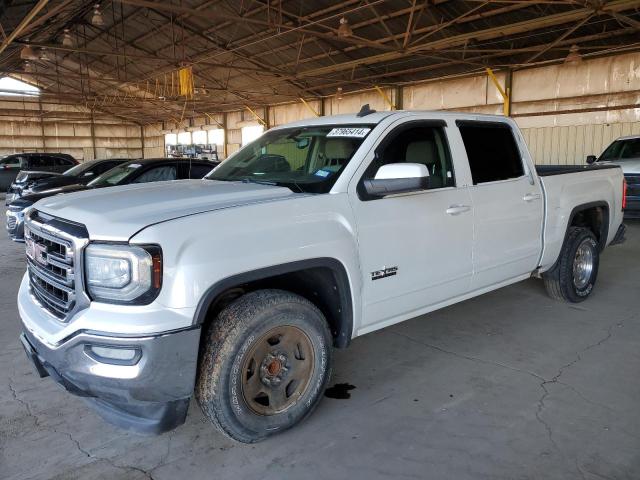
[244,105,267,127]
[374,85,395,110]
[299,97,320,117]
[486,68,510,116]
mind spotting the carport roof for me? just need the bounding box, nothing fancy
[1,0,639,123]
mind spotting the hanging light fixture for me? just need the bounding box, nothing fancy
[23,61,34,73]
[61,28,74,47]
[337,17,353,38]
[20,44,38,61]
[336,86,343,100]
[564,44,582,64]
[38,47,49,61]
[91,4,104,26]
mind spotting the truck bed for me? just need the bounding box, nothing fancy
[535,164,619,176]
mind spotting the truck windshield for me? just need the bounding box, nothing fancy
[63,161,97,176]
[207,125,373,193]
[599,138,640,162]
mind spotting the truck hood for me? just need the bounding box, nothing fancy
[33,179,301,240]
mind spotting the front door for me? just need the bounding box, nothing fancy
[350,121,474,334]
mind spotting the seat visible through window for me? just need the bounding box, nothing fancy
[405,140,444,188]
[365,125,454,189]
[321,138,358,171]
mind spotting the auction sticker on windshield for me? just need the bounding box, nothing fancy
[326,127,371,138]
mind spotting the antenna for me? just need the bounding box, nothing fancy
[356,104,376,117]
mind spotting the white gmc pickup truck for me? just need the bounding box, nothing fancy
[17,108,626,443]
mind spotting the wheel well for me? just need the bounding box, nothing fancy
[569,203,609,250]
[195,260,353,349]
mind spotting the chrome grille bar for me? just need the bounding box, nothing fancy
[24,209,89,322]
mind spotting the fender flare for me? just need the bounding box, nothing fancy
[566,201,610,251]
[192,257,354,348]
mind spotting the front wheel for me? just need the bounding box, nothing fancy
[543,226,600,303]
[196,289,333,443]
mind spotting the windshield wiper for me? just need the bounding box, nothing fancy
[242,177,305,193]
[241,178,278,186]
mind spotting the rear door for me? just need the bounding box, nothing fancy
[456,121,543,290]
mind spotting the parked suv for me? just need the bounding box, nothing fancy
[6,157,218,241]
[6,158,131,204]
[588,135,640,218]
[1,153,77,192]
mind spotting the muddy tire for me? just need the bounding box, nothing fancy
[543,226,599,303]
[196,289,332,443]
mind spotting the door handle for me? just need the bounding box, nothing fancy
[446,204,471,215]
[523,193,541,202]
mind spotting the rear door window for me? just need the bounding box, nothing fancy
[457,123,524,185]
[55,157,75,168]
[28,156,54,170]
[186,163,215,179]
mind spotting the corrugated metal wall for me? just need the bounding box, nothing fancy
[120,51,640,163]
[521,122,640,165]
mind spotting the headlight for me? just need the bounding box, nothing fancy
[85,244,162,304]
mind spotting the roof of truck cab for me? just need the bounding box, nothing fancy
[270,110,511,130]
[617,135,640,141]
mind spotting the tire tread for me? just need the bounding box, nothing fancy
[196,289,332,443]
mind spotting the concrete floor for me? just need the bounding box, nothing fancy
[1,213,639,480]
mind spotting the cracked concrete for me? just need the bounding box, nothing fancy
[1,213,639,480]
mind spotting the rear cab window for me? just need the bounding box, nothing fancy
[457,121,524,185]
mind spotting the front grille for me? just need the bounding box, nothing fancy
[25,217,79,320]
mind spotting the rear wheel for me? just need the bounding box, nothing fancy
[543,226,599,303]
[196,289,332,443]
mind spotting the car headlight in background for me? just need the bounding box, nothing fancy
[85,244,162,303]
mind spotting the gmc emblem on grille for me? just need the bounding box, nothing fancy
[34,243,48,266]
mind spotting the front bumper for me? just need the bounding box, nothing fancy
[19,322,201,434]
[5,208,25,242]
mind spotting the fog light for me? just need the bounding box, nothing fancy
[86,345,141,365]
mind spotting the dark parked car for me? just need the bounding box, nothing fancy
[6,157,218,242]
[0,153,77,192]
[6,158,131,204]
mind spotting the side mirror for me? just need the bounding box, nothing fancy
[586,155,597,164]
[363,163,429,198]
